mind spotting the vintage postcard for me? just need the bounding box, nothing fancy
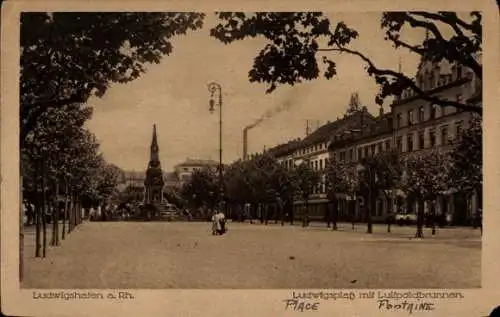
[1,0,499,316]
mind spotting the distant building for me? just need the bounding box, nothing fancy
[174,158,219,187]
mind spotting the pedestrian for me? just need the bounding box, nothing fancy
[210,209,219,235]
[217,209,226,235]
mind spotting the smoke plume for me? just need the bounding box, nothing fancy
[245,90,298,131]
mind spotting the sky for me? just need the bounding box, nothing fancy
[86,12,428,172]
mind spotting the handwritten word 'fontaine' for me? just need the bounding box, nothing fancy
[378,299,435,314]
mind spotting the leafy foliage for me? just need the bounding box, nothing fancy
[402,149,450,201]
[224,153,296,205]
[21,12,205,143]
[211,12,482,113]
[325,158,355,200]
[447,114,482,195]
[181,167,219,209]
[293,160,321,201]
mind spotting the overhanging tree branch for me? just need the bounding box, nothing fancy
[318,46,482,115]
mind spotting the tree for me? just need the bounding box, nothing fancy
[373,149,404,233]
[403,150,450,238]
[447,114,482,230]
[293,160,321,227]
[357,149,403,234]
[325,158,354,230]
[181,167,219,211]
[21,12,205,145]
[211,12,482,114]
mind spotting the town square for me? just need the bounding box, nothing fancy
[14,11,483,290]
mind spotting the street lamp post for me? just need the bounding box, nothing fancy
[207,82,224,212]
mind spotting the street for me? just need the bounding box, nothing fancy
[22,221,481,289]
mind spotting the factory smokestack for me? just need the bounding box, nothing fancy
[243,127,249,160]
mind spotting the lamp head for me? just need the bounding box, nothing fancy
[209,98,215,114]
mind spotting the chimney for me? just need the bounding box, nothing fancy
[243,127,248,160]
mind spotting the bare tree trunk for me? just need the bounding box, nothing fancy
[54,180,60,245]
[332,199,338,231]
[34,163,41,258]
[431,200,437,235]
[385,195,392,233]
[41,161,47,258]
[280,201,285,227]
[302,198,309,228]
[51,178,57,246]
[62,180,68,240]
[76,196,81,225]
[415,199,425,238]
[366,190,373,234]
[68,190,73,234]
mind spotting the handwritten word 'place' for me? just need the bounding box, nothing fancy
[284,299,320,312]
[378,299,435,314]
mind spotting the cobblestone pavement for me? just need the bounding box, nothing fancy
[22,221,481,289]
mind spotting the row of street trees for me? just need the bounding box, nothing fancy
[180,113,482,238]
[19,12,206,281]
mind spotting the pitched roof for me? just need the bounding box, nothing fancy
[267,139,302,157]
[301,110,375,147]
[175,158,218,167]
[328,112,392,149]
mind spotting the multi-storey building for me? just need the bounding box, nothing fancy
[174,158,219,187]
[266,108,376,220]
[326,57,481,225]
[328,106,394,222]
[389,58,481,225]
[244,56,481,225]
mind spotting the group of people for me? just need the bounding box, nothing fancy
[211,210,227,236]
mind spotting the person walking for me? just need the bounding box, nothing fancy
[217,210,226,235]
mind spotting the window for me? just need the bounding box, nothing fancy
[315,161,318,170]
[349,149,353,162]
[333,153,337,161]
[419,106,425,122]
[371,144,376,155]
[418,131,425,149]
[319,159,323,170]
[364,147,369,157]
[407,134,414,152]
[456,122,463,141]
[340,151,346,162]
[384,140,391,151]
[407,110,414,126]
[397,113,402,128]
[430,104,437,119]
[429,129,436,147]
[441,126,449,145]
[397,137,403,151]
[377,143,382,153]
[358,148,362,160]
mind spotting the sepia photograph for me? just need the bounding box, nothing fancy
[17,10,484,290]
[2,1,499,316]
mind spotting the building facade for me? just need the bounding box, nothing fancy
[252,57,481,225]
[174,158,219,187]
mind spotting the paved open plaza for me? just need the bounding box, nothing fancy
[22,221,481,289]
